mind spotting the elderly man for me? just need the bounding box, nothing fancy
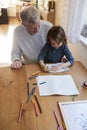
[11,6,53,69]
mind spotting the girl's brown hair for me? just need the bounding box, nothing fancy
[47,26,67,44]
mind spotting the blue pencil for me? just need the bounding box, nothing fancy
[40,81,46,85]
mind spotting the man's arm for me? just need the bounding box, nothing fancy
[11,29,22,69]
[11,60,22,69]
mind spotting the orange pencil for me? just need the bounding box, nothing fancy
[34,95,42,113]
[32,71,40,76]
[28,71,40,80]
[18,102,24,123]
[34,99,39,116]
[31,99,39,116]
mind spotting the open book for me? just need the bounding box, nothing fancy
[36,75,79,96]
[46,63,69,73]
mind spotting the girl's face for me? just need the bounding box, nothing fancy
[50,38,62,49]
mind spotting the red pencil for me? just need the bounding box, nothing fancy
[53,110,62,130]
[34,95,42,113]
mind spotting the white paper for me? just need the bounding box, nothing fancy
[46,63,69,73]
[36,75,79,96]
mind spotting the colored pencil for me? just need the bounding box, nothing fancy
[34,95,42,113]
[18,102,24,123]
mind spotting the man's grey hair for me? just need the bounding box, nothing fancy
[19,6,40,24]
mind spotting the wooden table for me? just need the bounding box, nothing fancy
[0,61,87,130]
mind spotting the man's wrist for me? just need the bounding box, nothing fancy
[13,60,21,63]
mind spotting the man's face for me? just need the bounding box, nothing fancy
[23,21,40,35]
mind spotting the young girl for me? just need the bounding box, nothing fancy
[38,26,74,72]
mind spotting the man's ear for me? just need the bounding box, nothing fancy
[22,21,27,26]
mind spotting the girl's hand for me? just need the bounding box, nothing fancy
[42,65,49,72]
[39,60,49,72]
[50,65,62,71]
[61,57,68,62]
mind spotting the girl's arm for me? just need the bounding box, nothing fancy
[64,44,74,65]
[38,43,49,72]
[50,45,74,71]
[39,60,49,72]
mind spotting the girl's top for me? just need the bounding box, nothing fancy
[38,43,74,65]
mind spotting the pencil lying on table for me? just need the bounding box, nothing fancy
[29,75,38,80]
[34,95,42,113]
[27,81,29,96]
[53,110,62,130]
[57,102,66,130]
[26,87,36,103]
[32,71,40,76]
[29,71,40,80]
[31,98,39,116]
[18,102,24,123]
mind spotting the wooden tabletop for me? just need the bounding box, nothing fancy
[0,61,87,130]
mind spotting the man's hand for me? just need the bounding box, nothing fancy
[11,60,22,69]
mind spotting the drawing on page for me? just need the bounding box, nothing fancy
[75,113,87,130]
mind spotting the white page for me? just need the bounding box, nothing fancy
[46,63,69,73]
[59,100,87,130]
[36,75,79,96]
